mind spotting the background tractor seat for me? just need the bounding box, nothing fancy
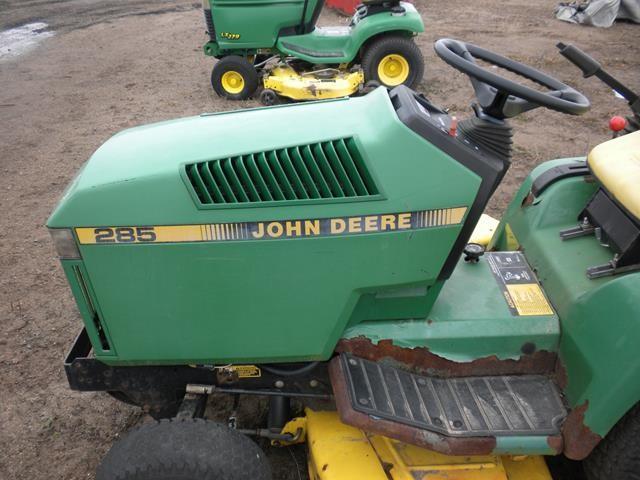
[587,131,640,221]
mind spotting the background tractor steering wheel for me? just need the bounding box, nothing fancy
[434,38,590,119]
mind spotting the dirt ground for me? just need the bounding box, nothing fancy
[0,1,638,478]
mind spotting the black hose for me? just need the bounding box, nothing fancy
[261,361,320,377]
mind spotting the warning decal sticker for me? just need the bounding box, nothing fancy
[486,252,554,316]
[230,365,261,378]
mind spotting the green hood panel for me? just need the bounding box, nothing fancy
[49,87,484,365]
[48,89,475,228]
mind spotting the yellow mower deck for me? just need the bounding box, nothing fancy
[263,66,364,101]
[282,409,553,480]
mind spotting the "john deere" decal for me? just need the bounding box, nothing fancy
[74,207,467,244]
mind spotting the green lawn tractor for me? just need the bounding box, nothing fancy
[200,0,425,104]
[48,40,640,480]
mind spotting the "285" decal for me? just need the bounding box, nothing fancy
[93,227,157,243]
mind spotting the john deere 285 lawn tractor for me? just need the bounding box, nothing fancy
[200,0,425,104]
[48,39,640,480]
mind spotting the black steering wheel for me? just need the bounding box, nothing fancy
[434,39,590,119]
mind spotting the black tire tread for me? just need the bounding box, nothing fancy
[97,418,271,480]
[361,35,424,89]
[584,402,640,480]
[211,55,259,100]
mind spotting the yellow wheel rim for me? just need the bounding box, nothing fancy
[377,54,410,86]
[221,71,245,94]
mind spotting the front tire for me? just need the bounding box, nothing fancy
[584,403,640,480]
[97,418,272,480]
[211,55,259,100]
[361,35,424,89]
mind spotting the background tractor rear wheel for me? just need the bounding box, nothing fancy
[361,35,424,89]
[584,402,640,480]
[97,418,272,480]
[211,55,259,100]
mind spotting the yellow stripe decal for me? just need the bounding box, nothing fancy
[75,207,468,245]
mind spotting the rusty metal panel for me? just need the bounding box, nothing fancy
[340,354,566,437]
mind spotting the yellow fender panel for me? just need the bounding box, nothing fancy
[301,409,553,480]
[263,66,364,101]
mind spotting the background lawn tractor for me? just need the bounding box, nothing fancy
[201,0,425,104]
[49,39,640,480]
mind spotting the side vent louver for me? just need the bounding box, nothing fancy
[185,138,379,206]
[73,266,111,352]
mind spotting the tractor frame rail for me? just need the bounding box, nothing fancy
[64,328,332,400]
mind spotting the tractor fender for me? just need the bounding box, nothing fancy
[492,158,640,460]
[556,273,640,460]
[276,2,424,64]
[349,3,425,60]
[357,29,416,60]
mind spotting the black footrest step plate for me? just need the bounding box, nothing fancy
[341,354,566,437]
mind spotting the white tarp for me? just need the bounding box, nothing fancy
[556,0,640,27]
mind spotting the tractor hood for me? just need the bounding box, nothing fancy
[48,89,414,228]
[46,86,493,365]
[47,88,481,228]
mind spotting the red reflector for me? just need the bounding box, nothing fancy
[449,116,458,137]
[609,115,627,132]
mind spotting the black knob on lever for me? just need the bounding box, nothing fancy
[557,42,639,118]
[556,43,602,78]
[463,243,486,263]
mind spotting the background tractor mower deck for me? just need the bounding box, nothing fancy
[48,36,640,480]
[202,0,425,104]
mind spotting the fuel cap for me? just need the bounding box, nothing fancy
[463,243,485,263]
